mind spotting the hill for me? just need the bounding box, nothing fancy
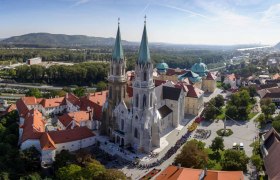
[0,33,133,48]
[274,42,280,49]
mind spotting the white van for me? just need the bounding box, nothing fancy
[232,142,237,149]
[240,142,244,150]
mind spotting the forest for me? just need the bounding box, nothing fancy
[11,62,108,86]
[0,47,232,70]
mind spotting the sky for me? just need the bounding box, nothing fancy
[1,0,280,45]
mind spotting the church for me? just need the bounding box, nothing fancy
[103,20,216,153]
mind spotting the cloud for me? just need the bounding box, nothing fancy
[261,3,280,24]
[157,3,211,20]
[73,0,91,7]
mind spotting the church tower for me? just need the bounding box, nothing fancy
[131,18,159,152]
[103,20,127,136]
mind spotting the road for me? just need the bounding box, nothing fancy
[0,82,96,91]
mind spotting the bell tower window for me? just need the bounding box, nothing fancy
[143,94,146,108]
[134,128,138,138]
[144,71,147,81]
[136,94,139,107]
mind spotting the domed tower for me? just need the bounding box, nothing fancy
[191,58,209,77]
[103,20,127,136]
[156,61,169,75]
[131,18,159,152]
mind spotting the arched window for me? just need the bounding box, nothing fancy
[136,94,139,107]
[109,87,112,99]
[144,71,147,81]
[134,128,138,138]
[121,119,124,131]
[143,94,146,108]
[150,94,153,107]
[123,86,126,98]
[117,66,120,76]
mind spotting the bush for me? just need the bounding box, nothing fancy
[216,129,233,137]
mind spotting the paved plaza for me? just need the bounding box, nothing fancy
[197,117,259,157]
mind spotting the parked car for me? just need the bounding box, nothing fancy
[239,142,244,150]
[232,142,237,149]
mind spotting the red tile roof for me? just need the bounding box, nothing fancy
[21,109,45,143]
[21,97,37,105]
[68,111,90,123]
[48,126,95,144]
[40,133,56,150]
[58,113,73,128]
[80,91,107,120]
[155,80,168,87]
[156,166,244,180]
[40,97,65,108]
[166,68,187,76]
[66,93,81,107]
[206,72,217,80]
[226,73,236,81]
[174,82,189,92]
[6,104,16,113]
[186,85,204,98]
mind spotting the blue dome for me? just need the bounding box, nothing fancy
[156,62,169,71]
[191,60,208,77]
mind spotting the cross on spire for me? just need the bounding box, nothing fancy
[118,17,120,25]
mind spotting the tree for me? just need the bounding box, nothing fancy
[101,169,127,180]
[54,150,76,170]
[96,81,107,91]
[272,120,280,133]
[221,149,249,171]
[214,95,225,109]
[251,154,263,171]
[0,172,9,180]
[257,113,265,125]
[19,172,42,180]
[73,87,86,97]
[210,137,224,152]
[56,164,82,180]
[261,103,276,120]
[204,105,217,121]
[175,140,208,169]
[225,105,238,120]
[20,146,41,172]
[26,88,42,98]
[82,160,106,179]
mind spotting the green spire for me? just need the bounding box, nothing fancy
[137,16,151,64]
[112,19,124,62]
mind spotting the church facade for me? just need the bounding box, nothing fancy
[103,21,216,153]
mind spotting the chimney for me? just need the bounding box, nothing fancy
[66,93,69,99]
[177,163,181,169]
[101,91,103,95]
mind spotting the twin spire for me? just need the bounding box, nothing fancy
[112,18,124,62]
[112,17,151,64]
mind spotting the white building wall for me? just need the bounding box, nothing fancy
[55,137,96,153]
[66,101,79,112]
[41,150,56,164]
[21,140,41,151]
